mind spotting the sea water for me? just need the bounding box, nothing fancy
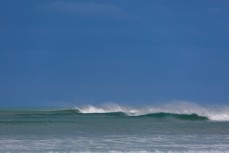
[0,103,229,153]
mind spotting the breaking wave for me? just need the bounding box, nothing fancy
[1,102,229,121]
[75,102,229,121]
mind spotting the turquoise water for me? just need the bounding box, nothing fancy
[1,104,229,153]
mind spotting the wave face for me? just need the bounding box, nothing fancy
[137,113,208,121]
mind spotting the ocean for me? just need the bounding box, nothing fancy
[0,103,229,153]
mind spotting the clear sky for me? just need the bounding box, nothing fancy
[0,0,229,107]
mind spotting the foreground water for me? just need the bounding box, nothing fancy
[0,104,229,153]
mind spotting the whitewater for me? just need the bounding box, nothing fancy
[0,102,229,153]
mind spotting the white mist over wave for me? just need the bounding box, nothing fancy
[75,102,229,121]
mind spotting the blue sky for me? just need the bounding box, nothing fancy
[0,0,229,107]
